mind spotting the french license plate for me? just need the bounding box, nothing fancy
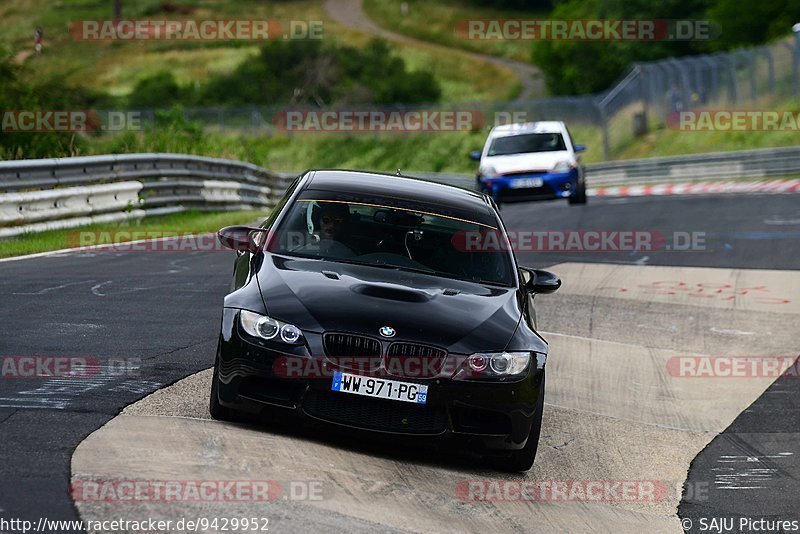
[331,371,428,404]
[510,177,544,189]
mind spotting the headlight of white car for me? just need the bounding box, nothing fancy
[239,310,304,344]
[480,166,499,179]
[552,161,572,173]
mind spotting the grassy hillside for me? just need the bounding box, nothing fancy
[0,0,518,102]
[363,0,541,63]
[3,0,797,169]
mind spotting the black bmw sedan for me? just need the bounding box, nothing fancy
[210,170,560,471]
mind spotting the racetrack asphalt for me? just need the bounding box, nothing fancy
[0,193,798,533]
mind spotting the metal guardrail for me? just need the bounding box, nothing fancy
[0,153,286,191]
[586,146,800,186]
[1,146,798,238]
[0,154,292,238]
[408,146,800,190]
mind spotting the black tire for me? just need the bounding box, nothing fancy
[209,347,236,421]
[493,373,545,472]
[568,183,587,205]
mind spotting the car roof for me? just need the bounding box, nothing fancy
[300,169,498,227]
[489,121,565,138]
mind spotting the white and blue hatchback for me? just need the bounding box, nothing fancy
[470,121,587,205]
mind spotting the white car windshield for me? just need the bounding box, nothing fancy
[488,133,567,156]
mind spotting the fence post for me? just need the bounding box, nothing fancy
[761,47,775,94]
[794,24,800,98]
[596,101,611,161]
[726,53,739,105]
[744,50,758,101]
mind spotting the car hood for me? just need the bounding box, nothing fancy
[483,151,572,175]
[256,255,522,353]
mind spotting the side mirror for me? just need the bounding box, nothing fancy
[520,267,561,294]
[574,144,586,153]
[218,226,264,253]
[469,150,482,161]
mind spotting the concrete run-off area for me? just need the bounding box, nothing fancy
[71,262,799,533]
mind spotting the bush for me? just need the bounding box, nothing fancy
[531,0,790,95]
[196,38,441,107]
[0,48,100,159]
[128,71,185,109]
[706,0,800,51]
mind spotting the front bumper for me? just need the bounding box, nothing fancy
[478,169,579,202]
[214,309,545,452]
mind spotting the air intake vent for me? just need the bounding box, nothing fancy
[323,333,381,358]
[386,343,447,377]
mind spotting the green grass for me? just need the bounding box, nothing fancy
[388,41,520,102]
[0,210,266,259]
[81,117,606,174]
[363,0,541,64]
[611,97,800,160]
[616,122,800,160]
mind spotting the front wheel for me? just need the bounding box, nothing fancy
[568,182,587,205]
[493,373,545,472]
[209,344,236,421]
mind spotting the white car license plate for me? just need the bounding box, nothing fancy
[510,177,544,189]
[331,371,428,404]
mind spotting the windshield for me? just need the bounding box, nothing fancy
[268,199,515,286]
[488,133,566,156]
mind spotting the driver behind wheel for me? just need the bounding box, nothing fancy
[316,202,350,242]
[297,201,356,258]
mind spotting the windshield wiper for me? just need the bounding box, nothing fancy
[362,260,437,276]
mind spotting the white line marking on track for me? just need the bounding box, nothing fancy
[13,279,96,295]
[710,327,755,336]
[91,281,112,297]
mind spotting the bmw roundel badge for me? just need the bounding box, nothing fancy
[379,325,396,338]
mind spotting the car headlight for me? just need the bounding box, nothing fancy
[239,310,305,345]
[552,161,572,173]
[454,351,533,380]
[480,166,499,179]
